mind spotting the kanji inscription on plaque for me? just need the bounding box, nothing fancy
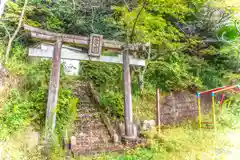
[88,34,103,57]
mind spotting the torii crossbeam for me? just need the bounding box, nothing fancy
[29,43,145,66]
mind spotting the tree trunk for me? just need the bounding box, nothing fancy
[5,0,28,62]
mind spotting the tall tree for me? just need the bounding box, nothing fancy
[5,0,28,62]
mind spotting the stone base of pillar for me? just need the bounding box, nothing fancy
[121,123,140,144]
[121,135,138,145]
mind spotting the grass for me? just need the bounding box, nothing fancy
[76,124,238,160]
[0,116,238,160]
[132,89,159,121]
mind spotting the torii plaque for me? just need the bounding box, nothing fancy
[88,34,103,57]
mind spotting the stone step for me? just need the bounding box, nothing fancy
[73,92,90,97]
[74,143,113,149]
[77,107,96,112]
[77,107,96,111]
[73,83,88,86]
[73,91,89,95]
[78,99,92,104]
[74,130,111,138]
[73,131,111,143]
[71,82,116,155]
[76,126,107,132]
[73,86,88,89]
[72,143,116,155]
[74,126,108,133]
[76,113,100,119]
[73,87,88,91]
[74,122,106,128]
[72,142,145,156]
[74,142,112,149]
[77,101,94,105]
[75,115,101,120]
[77,106,96,110]
[74,118,103,127]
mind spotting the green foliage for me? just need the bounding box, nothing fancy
[99,90,124,119]
[217,95,240,129]
[146,52,203,91]
[0,89,33,139]
[217,24,239,41]
[10,42,28,60]
[56,88,78,135]
[111,0,191,47]
[0,60,77,140]
[80,61,122,90]
[26,60,77,133]
[145,50,240,92]
[2,0,240,159]
[46,16,64,32]
[132,89,156,120]
[85,124,234,160]
[25,60,51,90]
[188,56,224,89]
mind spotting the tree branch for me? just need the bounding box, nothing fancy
[0,23,10,40]
[72,0,76,10]
[123,0,131,11]
[217,12,231,26]
[91,6,96,33]
[5,0,28,62]
[139,43,151,93]
[129,0,146,43]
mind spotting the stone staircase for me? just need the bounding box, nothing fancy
[71,82,113,155]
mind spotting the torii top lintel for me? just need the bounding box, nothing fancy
[23,24,148,53]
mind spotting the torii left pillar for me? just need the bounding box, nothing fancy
[45,38,62,142]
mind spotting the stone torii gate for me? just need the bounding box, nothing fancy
[24,24,147,142]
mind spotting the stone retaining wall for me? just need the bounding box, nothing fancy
[160,91,222,124]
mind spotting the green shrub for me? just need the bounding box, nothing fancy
[145,52,203,91]
[217,95,240,129]
[56,88,78,135]
[10,42,28,61]
[0,60,77,140]
[0,89,33,139]
[80,61,122,91]
[99,90,124,119]
[145,52,237,92]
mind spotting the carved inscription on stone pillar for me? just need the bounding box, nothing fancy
[88,34,103,57]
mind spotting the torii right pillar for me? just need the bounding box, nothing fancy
[122,45,136,141]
